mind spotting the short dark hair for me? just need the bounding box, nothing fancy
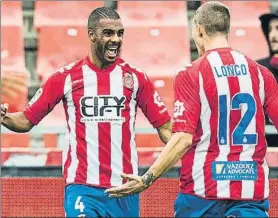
[88,7,121,30]
[193,1,230,37]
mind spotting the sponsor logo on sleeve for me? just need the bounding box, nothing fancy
[28,88,43,106]
[154,91,165,107]
[173,100,185,118]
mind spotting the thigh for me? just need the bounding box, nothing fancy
[174,193,227,218]
[64,184,106,217]
[107,194,140,217]
[225,199,270,218]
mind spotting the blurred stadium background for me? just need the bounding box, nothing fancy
[1,1,278,217]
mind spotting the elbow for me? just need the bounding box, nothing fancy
[24,123,34,132]
[180,134,193,147]
[21,128,32,133]
[19,122,34,133]
[175,132,193,152]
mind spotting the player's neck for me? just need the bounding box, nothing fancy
[89,51,112,70]
[204,36,230,52]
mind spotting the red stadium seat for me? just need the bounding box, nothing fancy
[34,1,104,27]
[35,1,104,81]
[222,1,270,24]
[1,1,28,112]
[229,26,269,60]
[1,1,25,70]
[1,1,23,26]
[36,26,90,81]
[220,1,270,59]
[118,1,187,26]
[121,26,190,77]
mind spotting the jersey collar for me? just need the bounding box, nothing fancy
[84,55,119,74]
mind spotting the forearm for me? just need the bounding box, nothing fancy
[142,132,192,185]
[2,112,33,133]
[157,120,173,144]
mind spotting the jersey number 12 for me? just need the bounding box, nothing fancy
[218,93,258,146]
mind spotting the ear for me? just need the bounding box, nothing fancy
[88,28,96,42]
[196,24,204,38]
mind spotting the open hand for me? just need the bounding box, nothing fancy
[105,173,149,198]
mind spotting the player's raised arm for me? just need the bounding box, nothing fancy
[136,73,172,144]
[1,72,66,133]
[262,67,278,129]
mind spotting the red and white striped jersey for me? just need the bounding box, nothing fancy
[24,56,170,188]
[172,48,278,200]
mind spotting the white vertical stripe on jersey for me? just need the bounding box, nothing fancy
[207,51,231,198]
[258,67,265,105]
[192,72,211,197]
[263,159,269,198]
[65,74,78,183]
[231,51,256,198]
[82,65,100,185]
[258,68,269,199]
[130,73,139,175]
[110,66,124,186]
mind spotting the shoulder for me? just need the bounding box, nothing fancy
[244,55,271,75]
[56,59,83,75]
[47,59,83,83]
[117,58,148,81]
[175,57,204,82]
[243,56,277,84]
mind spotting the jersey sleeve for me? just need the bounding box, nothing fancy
[172,70,201,134]
[262,68,278,129]
[137,74,171,128]
[23,72,66,125]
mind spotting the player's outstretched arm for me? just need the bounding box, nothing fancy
[1,104,34,133]
[105,132,193,198]
[142,132,192,182]
[156,120,173,144]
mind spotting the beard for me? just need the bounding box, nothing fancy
[95,41,121,65]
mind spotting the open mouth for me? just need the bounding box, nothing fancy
[105,46,118,59]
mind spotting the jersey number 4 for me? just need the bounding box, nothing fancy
[218,93,258,146]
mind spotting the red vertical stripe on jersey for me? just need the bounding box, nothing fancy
[250,63,266,199]
[181,124,201,194]
[97,73,112,187]
[220,52,243,198]
[201,62,219,198]
[63,101,71,180]
[122,72,133,183]
[72,73,87,183]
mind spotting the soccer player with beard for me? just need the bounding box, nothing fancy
[1,7,172,217]
[106,2,278,217]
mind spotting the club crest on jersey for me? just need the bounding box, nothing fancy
[123,73,134,89]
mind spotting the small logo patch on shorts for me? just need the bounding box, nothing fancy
[212,161,258,181]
